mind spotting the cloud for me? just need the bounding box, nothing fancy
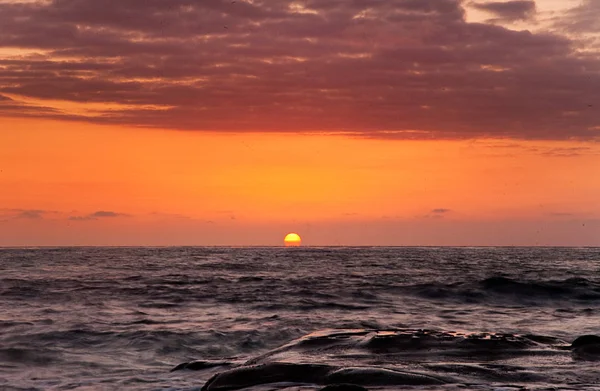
[0,90,64,118]
[90,211,129,218]
[68,216,95,221]
[0,209,50,220]
[540,146,598,158]
[421,208,453,219]
[0,0,598,140]
[554,0,600,34]
[16,210,45,219]
[69,210,130,221]
[0,208,68,222]
[471,1,536,22]
[12,209,47,220]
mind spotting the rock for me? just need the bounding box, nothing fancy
[171,328,573,390]
[319,384,368,391]
[170,360,231,372]
[571,335,600,348]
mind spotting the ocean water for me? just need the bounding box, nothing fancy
[2,247,600,390]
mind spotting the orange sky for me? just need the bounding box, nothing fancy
[1,117,599,246]
[1,0,599,245]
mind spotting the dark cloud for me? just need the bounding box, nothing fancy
[0,0,598,139]
[15,209,46,219]
[471,1,536,22]
[69,210,130,221]
[432,208,452,214]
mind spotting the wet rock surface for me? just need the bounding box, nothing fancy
[173,328,600,390]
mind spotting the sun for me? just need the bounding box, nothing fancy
[284,233,302,247]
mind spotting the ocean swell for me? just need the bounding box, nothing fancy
[407,276,600,304]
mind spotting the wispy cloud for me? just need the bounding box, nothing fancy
[421,208,453,219]
[540,146,597,158]
[0,209,52,220]
[554,0,600,34]
[13,209,48,220]
[90,211,129,218]
[68,210,130,221]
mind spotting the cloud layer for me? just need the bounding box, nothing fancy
[471,1,536,22]
[0,209,131,222]
[0,0,599,139]
[69,211,130,221]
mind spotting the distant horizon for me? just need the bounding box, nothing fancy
[1,244,599,249]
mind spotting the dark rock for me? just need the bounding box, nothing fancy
[571,335,600,348]
[170,328,574,390]
[170,360,230,372]
[325,367,448,386]
[319,384,368,391]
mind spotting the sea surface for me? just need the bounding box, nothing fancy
[2,247,600,391]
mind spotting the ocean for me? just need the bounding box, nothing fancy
[2,247,600,390]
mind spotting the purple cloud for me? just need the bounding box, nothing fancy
[555,0,600,33]
[471,1,536,22]
[0,0,598,140]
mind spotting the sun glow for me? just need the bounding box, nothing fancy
[284,233,302,247]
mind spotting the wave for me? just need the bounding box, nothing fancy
[0,347,60,365]
[406,276,600,304]
[6,274,600,312]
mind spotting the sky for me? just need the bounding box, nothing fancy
[0,0,599,246]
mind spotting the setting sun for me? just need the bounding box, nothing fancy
[284,233,302,247]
